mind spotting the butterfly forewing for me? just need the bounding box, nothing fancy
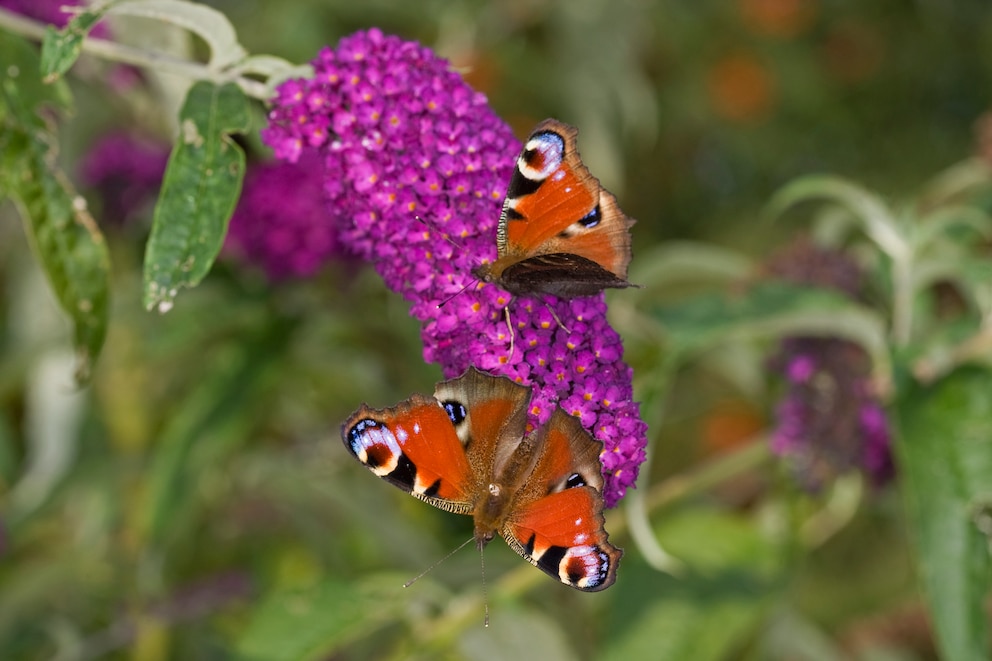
[342,395,474,511]
[474,118,636,298]
[433,366,530,481]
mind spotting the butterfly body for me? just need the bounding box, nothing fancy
[473,119,637,298]
[342,368,621,591]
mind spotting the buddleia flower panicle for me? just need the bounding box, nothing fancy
[766,238,894,490]
[262,28,646,506]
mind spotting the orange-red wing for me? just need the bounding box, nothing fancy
[342,395,474,511]
[502,487,621,591]
[499,119,634,280]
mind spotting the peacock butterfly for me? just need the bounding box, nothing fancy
[341,367,622,591]
[473,119,637,299]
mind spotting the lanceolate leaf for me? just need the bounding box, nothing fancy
[1,34,109,383]
[649,282,889,377]
[896,368,992,661]
[143,81,248,312]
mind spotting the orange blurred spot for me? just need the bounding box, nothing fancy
[820,20,884,85]
[739,0,817,39]
[706,52,777,123]
[450,49,501,95]
[702,402,765,454]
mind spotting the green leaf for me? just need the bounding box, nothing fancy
[0,33,72,124]
[603,510,782,661]
[39,8,107,82]
[142,81,248,312]
[628,241,755,297]
[895,368,992,661]
[1,34,109,383]
[236,577,406,661]
[139,316,295,546]
[649,281,890,376]
[109,0,247,70]
[767,175,908,261]
[458,608,577,661]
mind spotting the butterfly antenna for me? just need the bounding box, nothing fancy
[438,279,477,309]
[543,300,571,334]
[480,544,490,628]
[415,215,464,250]
[403,536,475,589]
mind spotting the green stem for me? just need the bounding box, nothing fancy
[0,8,270,100]
[891,253,913,348]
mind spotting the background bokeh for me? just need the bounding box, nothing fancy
[1,0,991,659]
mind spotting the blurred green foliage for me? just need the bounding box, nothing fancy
[2,1,992,659]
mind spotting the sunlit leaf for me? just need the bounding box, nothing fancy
[142,80,248,313]
[896,368,992,661]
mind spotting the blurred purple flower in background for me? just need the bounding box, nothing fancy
[225,151,346,280]
[262,28,646,506]
[0,0,110,37]
[78,131,169,225]
[767,239,894,490]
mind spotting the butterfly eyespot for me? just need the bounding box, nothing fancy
[577,204,602,228]
[517,131,564,182]
[565,472,587,489]
[442,400,467,425]
[346,418,381,453]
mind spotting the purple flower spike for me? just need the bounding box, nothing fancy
[0,0,111,37]
[262,28,647,506]
[767,240,894,490]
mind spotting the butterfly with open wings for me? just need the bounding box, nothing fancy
[473,119,637,300]
[341,367,622,590]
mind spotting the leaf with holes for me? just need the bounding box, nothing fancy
[142,80,248,313]
[1,33,108,382]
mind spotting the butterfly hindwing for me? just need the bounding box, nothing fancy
[503,487,619,591]
[500,409,622,591]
